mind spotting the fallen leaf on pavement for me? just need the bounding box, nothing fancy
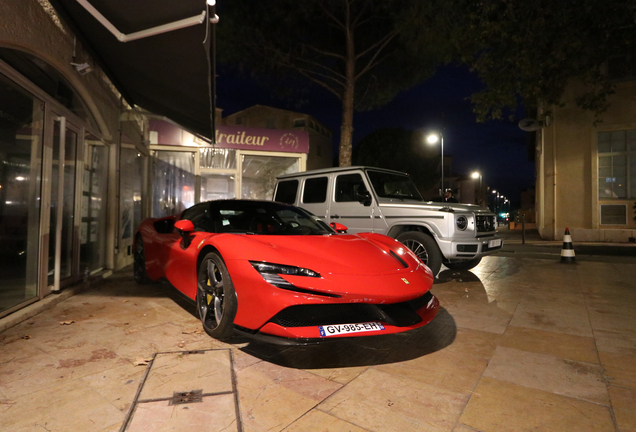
[59,320,76,325]
[133,357,152,366]
[181,329,204,335]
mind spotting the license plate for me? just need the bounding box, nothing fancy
[488,239,502,248]
[318,322,385,337]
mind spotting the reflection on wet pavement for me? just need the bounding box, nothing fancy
[1,255,635,431]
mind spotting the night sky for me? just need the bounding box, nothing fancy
[216,64,535,208]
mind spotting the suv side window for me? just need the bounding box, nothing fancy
[302,177,328,203]
[274,180,298,204]
[335,173,369,202]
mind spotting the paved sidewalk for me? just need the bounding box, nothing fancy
[1,255,635,431]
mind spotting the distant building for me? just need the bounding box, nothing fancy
[535,74,636,241]
[224,105,333,170]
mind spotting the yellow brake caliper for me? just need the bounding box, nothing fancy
[206,278,212,305]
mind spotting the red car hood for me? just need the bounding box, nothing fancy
[215,233,418,276]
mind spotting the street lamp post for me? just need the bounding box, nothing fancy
[471,171,482,205]
[426,132,444,196]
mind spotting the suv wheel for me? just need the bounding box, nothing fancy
[396,231,442,276]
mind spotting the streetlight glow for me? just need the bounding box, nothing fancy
[471,171,480,179]
[426,134,439,144]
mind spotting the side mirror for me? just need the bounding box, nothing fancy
[175,219,194,233]
[330,222,348,233]
[175,219,194,248]
[357,191,372,207]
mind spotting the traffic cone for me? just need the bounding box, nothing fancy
[560,227,576,263]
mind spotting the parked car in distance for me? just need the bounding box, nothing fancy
[134,199,439,344]
[274,166,502,276]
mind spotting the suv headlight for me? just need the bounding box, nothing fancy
[456,215,468,231]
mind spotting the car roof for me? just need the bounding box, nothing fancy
[276,166,410,180]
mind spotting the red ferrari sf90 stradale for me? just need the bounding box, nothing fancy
[134,199,439,344]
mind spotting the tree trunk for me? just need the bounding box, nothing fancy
[339,85,354,167]
[339,4,356,167]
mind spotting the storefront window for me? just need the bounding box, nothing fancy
[200,147,236,169]
[151,150,195,216]
[241,155,299,200]
[201,174,236,201]
[0,73,43,314]
[121,148,144,238]
[80,134,108,274]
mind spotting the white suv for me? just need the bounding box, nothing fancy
[274,166,502,276]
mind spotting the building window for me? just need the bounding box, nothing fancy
[235,116,244,125]
[597,130,636,198]
[293,118,305,127]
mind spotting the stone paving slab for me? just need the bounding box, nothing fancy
[122,349,241,431]
[1,256,636,432]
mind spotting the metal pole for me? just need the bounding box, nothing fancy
[441,135,444,196]
[522,213,526,244]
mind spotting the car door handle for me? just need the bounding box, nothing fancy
[331,215,340,219]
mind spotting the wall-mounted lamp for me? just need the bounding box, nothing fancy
[71,62,93,75]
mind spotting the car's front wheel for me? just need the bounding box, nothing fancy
[196,252,237,339]
[396,231,442,276]
[444,257,482,271]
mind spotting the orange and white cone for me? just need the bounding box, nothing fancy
[560,227,576,263]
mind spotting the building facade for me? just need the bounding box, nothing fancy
[536,79,636,241]
[0,0,148,318]
[224,105,333,170]
[0,1,334,320]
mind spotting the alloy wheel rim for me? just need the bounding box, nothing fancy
[199,259,224,329]
[403,239,429,264]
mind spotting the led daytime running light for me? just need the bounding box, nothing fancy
[250,261,320,278]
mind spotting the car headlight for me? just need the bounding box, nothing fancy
[456,216,468,230]
[250,261,320,289]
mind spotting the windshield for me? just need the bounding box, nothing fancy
[205,200,334,235]
[366,170,423,201]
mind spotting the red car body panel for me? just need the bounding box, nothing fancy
[135,201,439,342]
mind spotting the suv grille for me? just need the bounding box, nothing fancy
[476,215,496,232]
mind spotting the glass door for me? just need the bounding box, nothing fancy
[0,74,44,316]
[80,133,108,275]
[47,116,79,291]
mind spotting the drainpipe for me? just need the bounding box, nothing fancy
[553,117,557,240]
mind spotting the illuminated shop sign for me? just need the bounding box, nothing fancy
[149,120,309,154]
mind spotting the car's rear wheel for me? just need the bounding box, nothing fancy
[133,235,151,285]
[196,252,237,339]
[396,231,442,276]
[444,257,482,271]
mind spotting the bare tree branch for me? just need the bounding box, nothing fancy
[302,44,346,61]
[313,0,346,30]
[355,32,398,79]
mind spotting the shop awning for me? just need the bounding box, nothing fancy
[48,0,217,141]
